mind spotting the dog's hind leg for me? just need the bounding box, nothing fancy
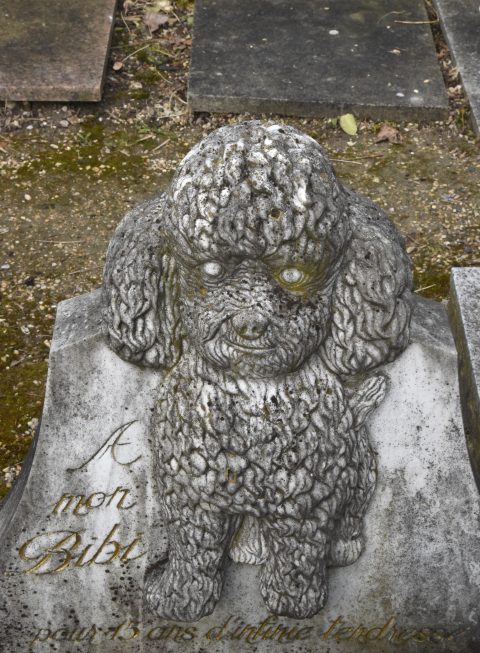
[328,425,377,567]
[260,516,328,618]
[144,501,238,621]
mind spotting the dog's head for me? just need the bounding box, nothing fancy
[103,122,412,379]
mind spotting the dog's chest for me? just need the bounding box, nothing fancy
[153,361,353,513]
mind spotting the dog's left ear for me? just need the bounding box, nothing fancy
[102,195,181,369]
[322,190,413,376]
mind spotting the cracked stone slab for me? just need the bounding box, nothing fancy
[0,0,117,102]
[188,0,448,120]
[433,0,480,134]
[449,267,480,491]
[1,292,480,651]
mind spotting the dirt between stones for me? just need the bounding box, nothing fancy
[0,0,479,497]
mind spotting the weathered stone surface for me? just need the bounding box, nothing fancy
[102,123,414,622]
[0,291,478,651]
[449,267,480,492]
[188,0,448,120]
[0,0,117,102]
[433,0,480,134]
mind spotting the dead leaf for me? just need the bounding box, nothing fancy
[144,11,169,32]
[153,0,173,11]
[339,113,358,136]
[375,125,401,144]
[123,0,135,13]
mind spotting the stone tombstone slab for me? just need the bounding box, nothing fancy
[188,0,449,120]
[449,267,480,491]
[1,123,479,652]
[433,0,480,134]
[0,0,117,102]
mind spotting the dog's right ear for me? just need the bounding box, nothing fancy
[102,195,181,369]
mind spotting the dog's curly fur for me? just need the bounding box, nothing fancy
[103,122,413,621]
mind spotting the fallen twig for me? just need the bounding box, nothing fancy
[330,154,384,164]
[126,134,155,148]
[377,10,406,24]
[151,138,171,153]
[34,240,84,244]
[122,42,171,62]
[66,266,103,276]
[395,19,438,25]
[330,159,363,165]
[120,11,132,35]
[414,284,437,293]
[10,357,27,368]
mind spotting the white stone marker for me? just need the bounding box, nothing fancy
[0,290,479,652]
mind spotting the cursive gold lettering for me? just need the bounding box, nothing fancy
[31,629,50,644]
[323,616,344,639]
[365,617,396,641]
[120,535,144,562]
[52,486,137,516]
[321,615,465,645]
[83,524,121,565]
[30,625,98,646]
[67,421,141,472]
[19,525,144,573]
[110,621,140,641]
[205,616,233,641]
[19,531,81,574]
[146,624,197,642]
[334,626,354,641]
[106,486,137,510]
[28,617,467,647]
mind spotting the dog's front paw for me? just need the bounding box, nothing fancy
[260,555,327,618]
[328,535,364,566]
[144,559,222,622]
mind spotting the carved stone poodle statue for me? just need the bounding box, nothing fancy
[102,122,413,621]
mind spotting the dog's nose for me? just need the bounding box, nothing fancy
[232,312,270,340]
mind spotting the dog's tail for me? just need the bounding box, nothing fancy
[348,373,388,429]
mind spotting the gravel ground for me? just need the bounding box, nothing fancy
[0,0,479,497]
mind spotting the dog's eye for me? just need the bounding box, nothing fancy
[279,267,305,285]
[202,261,224,278]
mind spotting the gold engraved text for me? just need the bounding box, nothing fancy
[110,622,197,642]
[52,486,136,516]
[29,616,466,647]
[31,625,99,646]
[67,421,141,472]
[321,616,466,644]
[19,524,144,574]
[206,615,312,643]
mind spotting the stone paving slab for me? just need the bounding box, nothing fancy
[188,0,448,120]
[433,0,480,134]
[0,0,117,102]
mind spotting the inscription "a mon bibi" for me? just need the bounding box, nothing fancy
[17,420,145,575]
